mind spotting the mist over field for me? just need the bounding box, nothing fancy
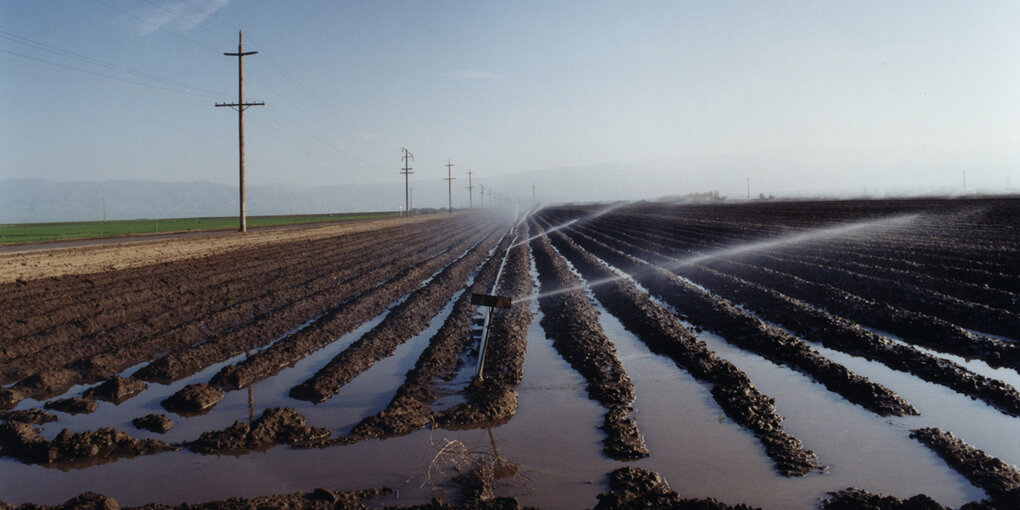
[5,152,1017,223]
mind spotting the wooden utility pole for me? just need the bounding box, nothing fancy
[532,184,535,202]
[216,31,264,233]
[444,160,456,214]
[479,184,485,208]
[746,177,750,200]
[465,170,474,208]
[401,147,414,217]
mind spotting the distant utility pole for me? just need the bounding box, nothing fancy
[466,170,475,208]
[216,31,264,233]
[480,184,485,208]
[963,170,967,191]
[444,160,456,214]
[532,184,536,202]
[746,177,750,200]
[401,147,414,217]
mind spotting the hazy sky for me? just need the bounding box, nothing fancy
[2,1,1018,202]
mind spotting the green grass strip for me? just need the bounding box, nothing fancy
[0,212,401,245]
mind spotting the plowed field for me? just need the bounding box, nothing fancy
[1,199,1017,510]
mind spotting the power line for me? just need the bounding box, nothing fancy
[0,48,222,100]
[444,160,456,214]
[216,31,264,233]
[89,0,224,52]
[401,148,414,217]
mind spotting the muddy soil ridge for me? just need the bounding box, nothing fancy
[289,227,503,403]
[160,383,224,416]
[559,217,918,418]
[820,488,956,510]
[540,223,819,476]
[910,427,1020,508]
[587,219,1020,418]
[0,421,177,465]
[134,219,482,386]
[528,223,649,460]
[594,466,761,510]
[82,376,147,404]
[348,228,511,439]
[586,206,1019,371]
[0,488,543,510]
[189,407,330,455]
[0,216,483,412]
[435,221,534,428]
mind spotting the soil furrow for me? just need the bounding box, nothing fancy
[528,223,649,460]
[223,225,501,396]
[579,216,1020,416]
[588,214,1020,370]
[542,224,819,476]
[134,222,486,385]
[910,427,1020,507]
[346,229,511,439]
[434,221,533,428]
[558,219,919,418]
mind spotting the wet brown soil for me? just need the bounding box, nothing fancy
[588,221,1020,417]
[910,428,1020,508]
[587,206,1020,370]
[821,488,955,509]
[593,466,760,510]
[529,226,649,460]
[560,219,918,417]
[348,230,511,439]
[434,222,534,428]
[0,489,540,510]
[160,384,224,416]
[131,414,173,434]
[0,488,391,510]
[207,223,491,393]
[289,228,502,403]
[135,219,481,386]
[189,407,330,455]
[82,377,147,405]
[0,422,177,465]
[0,215,481,411]
[1,201,1016,509]
[44,398,98,416]
[0,409,58,425]
[541,224,818,476]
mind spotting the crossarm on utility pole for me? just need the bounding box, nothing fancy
[216,30,264,233]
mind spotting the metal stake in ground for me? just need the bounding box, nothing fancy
[471,293,512,385]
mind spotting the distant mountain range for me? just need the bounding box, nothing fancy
[0,163,675,223]
[4,157,1013,223]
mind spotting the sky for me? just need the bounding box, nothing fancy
[2,0,1019,208]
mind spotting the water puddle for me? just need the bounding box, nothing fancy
[811,342,1020,468]
[693,331,987,508]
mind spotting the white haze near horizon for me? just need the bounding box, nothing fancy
[1,1,1019,217]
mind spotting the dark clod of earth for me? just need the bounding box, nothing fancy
[160,383,223,416]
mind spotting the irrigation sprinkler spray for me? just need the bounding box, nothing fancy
[513,212,922,304]
[509,201,629,249]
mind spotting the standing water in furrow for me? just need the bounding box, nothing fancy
[288,224,504,403]
[528,221,649,460]
[538,221,819,476]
